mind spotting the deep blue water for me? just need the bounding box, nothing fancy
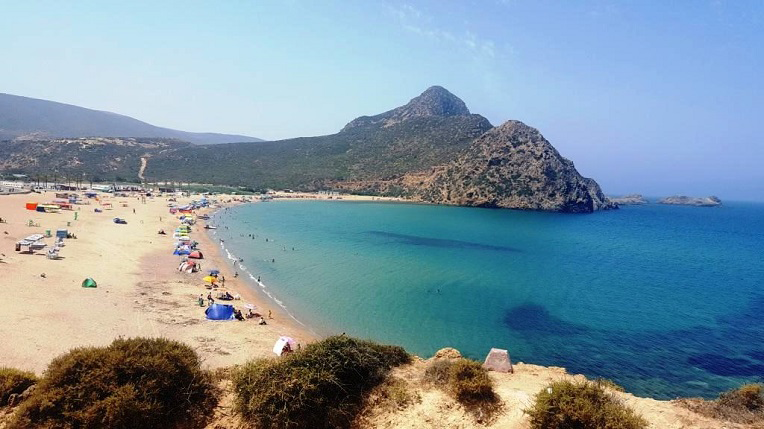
[210,201,764,399]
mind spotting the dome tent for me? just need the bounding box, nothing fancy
[81,278,97,288]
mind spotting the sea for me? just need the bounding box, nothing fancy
[208,200,764,399]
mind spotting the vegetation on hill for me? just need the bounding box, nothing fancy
[9,337,217,429]
[150,114,492,190]
[232,335,410,429]
[0,137,190,183]
[525,380,647,429]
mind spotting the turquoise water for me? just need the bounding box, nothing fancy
[210,201,764,399]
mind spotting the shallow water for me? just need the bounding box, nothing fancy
[211,200,764,399]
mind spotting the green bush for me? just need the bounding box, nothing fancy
[423,358,501,421]
[233,335,410,429]
[0,367,37,405]
[525,380,647,429]
[10,337,217,429]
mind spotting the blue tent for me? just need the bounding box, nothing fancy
[174,248,191,255]
[205,304,235,321]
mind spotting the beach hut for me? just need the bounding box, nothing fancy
[272,336,297,356]
[205,303,234,321]
[82,278,97,288]
[188,251,203,259]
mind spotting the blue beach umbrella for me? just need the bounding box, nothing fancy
[208,269,220,275]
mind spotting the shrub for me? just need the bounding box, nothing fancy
[233,335,410,429]
[525,380,647,429]
[423,358,501,421]
[0,367,37,405]
[423,359,453,385]
[679,383,764,424]
[10,337,217,429]
[718,383,764,412]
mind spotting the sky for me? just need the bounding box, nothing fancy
[1,0,763,200]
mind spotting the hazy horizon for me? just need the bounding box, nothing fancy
[2,1,762,201]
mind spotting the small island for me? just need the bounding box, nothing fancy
[658,195,722,207]
[609,194,648,205]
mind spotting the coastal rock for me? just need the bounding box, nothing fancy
[483,348,513,373]
[658,195,722,207]
[609,194,648,205]
[409,120,617,213]
[432,347,462,360]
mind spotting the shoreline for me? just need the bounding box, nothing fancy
[198,202,319,338]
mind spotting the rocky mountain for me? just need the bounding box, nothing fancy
[658,196,722,207]
[342,86,471,130]
[609,194,648,205]
[400,121,615,212]
[0,93,262,144]
[0,86,616,213]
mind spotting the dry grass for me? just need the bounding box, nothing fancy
[678,383,764,425]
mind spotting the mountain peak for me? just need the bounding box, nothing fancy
[342,86,472,131]
[405,86,471,117]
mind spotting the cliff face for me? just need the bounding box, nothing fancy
[408,120,616,213]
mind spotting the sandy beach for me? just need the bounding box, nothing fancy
[0,191,314,373]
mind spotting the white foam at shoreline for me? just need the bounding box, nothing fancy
[209,209,307,328]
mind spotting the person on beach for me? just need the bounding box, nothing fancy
[198,294,204,307]
[207,293,214,306]
[258,317,267,325]
[257,276,261,283]
[268,309,272,319]
[234,272,238,278]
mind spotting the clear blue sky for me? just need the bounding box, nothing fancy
[2,1,762,200]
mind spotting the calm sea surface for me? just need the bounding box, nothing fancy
[209,200,764,399]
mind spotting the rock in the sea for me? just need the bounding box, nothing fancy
[411,120,617,213]
[483,348,513,373]
[609,194,648,205]
[658,195,722,207]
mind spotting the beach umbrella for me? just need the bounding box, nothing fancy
[208,269,220,275]
[203,275,217,283]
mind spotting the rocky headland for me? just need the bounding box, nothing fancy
[609,194,649,205]
[405,120,617,213]
[658,196,722,207]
